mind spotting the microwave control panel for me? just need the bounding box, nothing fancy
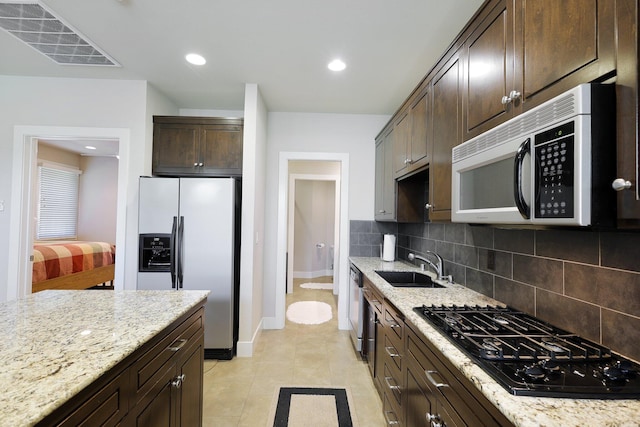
[534,122,575,218]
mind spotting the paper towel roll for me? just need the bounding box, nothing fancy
[382,234,396,261]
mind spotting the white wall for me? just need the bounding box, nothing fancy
[262,112,389,319]
[78,156,118,243]
[293,180,335,277]
[0,75,177,301]
[237,84,268,356]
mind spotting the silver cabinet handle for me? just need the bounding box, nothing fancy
[612,178,632,191]
[425,203,433,210]
[404,158,412,165]
[384,376,401,391]
[193,162,198,167]
[388,322,401,329]
[378,209,386,214]
[385,346,400,358]
[501,95,511,105]
[384,410,400,425]
[198,162,204,167]
[171,374,186,388]
[168,338,187,352]
[425,370,449,388]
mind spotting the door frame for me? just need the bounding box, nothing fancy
[287,173,340,294]
[275,152,350,330]
[7,125,130,300]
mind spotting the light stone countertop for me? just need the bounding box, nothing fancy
[0,289,209,427]
[350,256,640,427]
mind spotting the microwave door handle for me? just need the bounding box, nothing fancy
[514,138,531,219]
[170,216,177,288]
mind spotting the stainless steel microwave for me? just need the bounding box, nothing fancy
[451,83,616,227]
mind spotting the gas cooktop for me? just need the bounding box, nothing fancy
[414,304,640,399]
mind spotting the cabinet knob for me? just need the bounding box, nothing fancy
[171,374,186,389]
[404,158,412,165]
[193,162,198,167]
[199,162,204,167]
[378,210,386,214]
[502,90,521,105]
[425,203,433,210]
[612,178,632,191]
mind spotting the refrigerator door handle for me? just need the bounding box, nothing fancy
[170,216,178,288]
[177,216,184,288]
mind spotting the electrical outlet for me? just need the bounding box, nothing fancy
[487,250,496,271]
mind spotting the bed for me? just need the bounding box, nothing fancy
[32,241,116,293]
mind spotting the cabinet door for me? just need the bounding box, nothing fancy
[464,0,515,140]
[615,0,640,224]
[405,362,435,427]
[153,124,200,176]
[176,334,204,427]
[409,86,430,170]
[131,362,177,427]
[393,112,411,177]
[199,124,243,176]
[519,0,615,106]
[430,52,462,221]
[375,128,396,221]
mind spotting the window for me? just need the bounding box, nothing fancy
[37,164,81,240]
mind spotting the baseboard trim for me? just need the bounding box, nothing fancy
[236,318,264,357]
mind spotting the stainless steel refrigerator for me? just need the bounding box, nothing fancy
[137,177,241,360]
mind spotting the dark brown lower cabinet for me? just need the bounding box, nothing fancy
[39,305,205,427]
[404,322,513,427]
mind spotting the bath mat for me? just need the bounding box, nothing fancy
[300,282,333,290]
[269,387,355,427]
[286,301,332,324]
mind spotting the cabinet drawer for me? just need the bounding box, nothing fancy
[383,363,403,412]
[57,370,129,427]
[383,332,403,373]
[363,283,383,314]
[382,392,403,427]
[130,308,204,403]
[383,305,404,343]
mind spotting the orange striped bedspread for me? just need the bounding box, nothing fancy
[32,241,115,283]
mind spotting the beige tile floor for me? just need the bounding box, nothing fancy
[202,276,386,426]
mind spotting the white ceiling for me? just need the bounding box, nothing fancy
[1,0,484,116]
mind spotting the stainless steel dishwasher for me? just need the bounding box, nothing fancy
[348,262,363,353]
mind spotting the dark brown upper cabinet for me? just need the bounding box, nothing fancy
[430,51,462,222]
[463,0,615,141]
[393,83,431,179]
[153,116,243,177]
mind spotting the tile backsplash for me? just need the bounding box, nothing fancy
[349,220,640,362]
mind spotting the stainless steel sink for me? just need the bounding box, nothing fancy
[375,270,445,288]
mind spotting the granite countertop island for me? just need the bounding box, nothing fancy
[350,256,640,427]
[0,289,209,426]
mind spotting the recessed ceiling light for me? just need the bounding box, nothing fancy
[186,53,206,65]
[85,145,96,150]
[328,59,346,72]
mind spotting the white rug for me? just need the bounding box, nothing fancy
[286,301,333,324]
[300,282,333,290]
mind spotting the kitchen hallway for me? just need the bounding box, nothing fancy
[202,277,386,426]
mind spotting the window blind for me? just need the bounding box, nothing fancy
[37,166,80,240]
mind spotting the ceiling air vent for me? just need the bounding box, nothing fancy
[0,1,119,66]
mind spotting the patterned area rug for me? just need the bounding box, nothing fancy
[269,387,356,427]
[300,282,333,290]
[285,301,332,324]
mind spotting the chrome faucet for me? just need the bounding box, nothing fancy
[408,251,451,282]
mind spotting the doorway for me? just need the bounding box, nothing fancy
[274,152,350,331]
[287,164,340,295]
[8,126,130,300]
